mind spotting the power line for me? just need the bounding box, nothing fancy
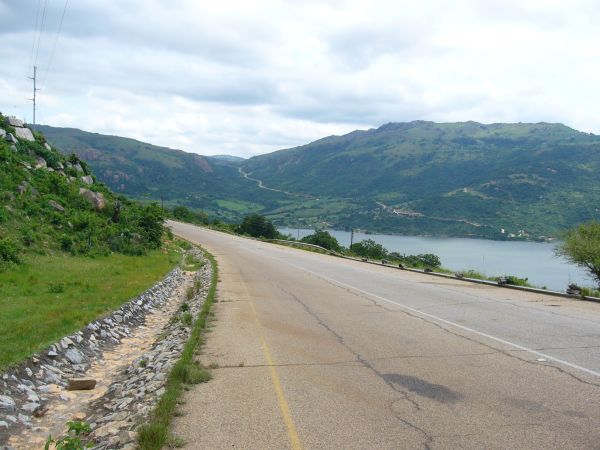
[28,0,42,72]
[33,0,48,67]
[43,0,69,84]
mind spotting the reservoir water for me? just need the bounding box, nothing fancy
[278,228,594,292]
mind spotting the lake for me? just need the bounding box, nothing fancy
[278,228,594,292]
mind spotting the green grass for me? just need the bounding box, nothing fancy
[0,248,180,369]
[137,246,218,450]
[215,199,262,213]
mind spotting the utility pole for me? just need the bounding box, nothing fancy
[29,66,39,131]
[350,228,354,248]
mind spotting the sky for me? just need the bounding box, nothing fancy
[1,0,600,157]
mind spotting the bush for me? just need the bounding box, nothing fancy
[389,251,442,268]
[416,253,441,268]
[504,275,529,286]
[0,237,21,264]
[60,234,74,252]
[301,230,341,252]
[350,239,388,260]
[138,203,164,249]
[557,221,600,288]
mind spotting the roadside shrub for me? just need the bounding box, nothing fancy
[0,237,21,264]
[389,251,442,268]
[48,282,65,294]
[21,228,36,247]
[504,275,529,286]
[138,203,164,249]
[60,234,74,252]
[301,230,341,252]
[350,239,388,260]
[181,312,193,326]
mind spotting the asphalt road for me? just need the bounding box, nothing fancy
[169,222,600,450]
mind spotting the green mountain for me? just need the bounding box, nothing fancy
[36,125,284,222]
[242,121,600,238]
[38,121,600,239]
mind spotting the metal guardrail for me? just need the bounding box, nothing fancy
[268,238,600,304]
[267,239,342,256]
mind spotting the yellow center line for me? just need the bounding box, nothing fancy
[249,300,303,450]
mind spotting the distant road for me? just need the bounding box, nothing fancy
[237,167,315,199]
[170,221,600,450]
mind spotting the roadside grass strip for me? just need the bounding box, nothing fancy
[0,248,180,370]
[137,246,218,450]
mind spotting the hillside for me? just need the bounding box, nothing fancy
[242,121,600,238]
[0,114,167,260]
[38,121,600,239]
[37,125,283,222]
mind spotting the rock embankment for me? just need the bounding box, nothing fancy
[1,246,211,449]
[87,251,211,449]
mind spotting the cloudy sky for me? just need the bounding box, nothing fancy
[1,0,599,157]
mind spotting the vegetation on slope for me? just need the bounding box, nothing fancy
[37,125,285,222]
[0,113,179,367]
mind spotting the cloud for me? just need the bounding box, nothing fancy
[1,0,600,157]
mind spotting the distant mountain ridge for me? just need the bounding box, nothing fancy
[36,125,284,222]
[39,121,600,239]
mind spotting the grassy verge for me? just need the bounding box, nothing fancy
[0,246,181,370]
[137,245,218,450]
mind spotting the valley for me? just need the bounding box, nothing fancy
[39,121,600,240]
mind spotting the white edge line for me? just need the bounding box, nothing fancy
[287,262,600,379]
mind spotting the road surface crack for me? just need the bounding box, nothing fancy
[274,284,435,449]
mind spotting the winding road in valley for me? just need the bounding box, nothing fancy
[238,167,314,199]
[170,221,600,450]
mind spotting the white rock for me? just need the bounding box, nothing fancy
[0,395,15,410]
[7,116,24,127]
[65,348,84,364]
[21,402,40,413]
[15,127,35,142]
[81,175,94,185]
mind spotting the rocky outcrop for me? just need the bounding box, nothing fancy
[48,200,65,213]
[6,117,23,127]
[6,117,35,142]
[79,188,106,210]
[81,175,94,185]
[14,128,34,142]
[35,157,47,169]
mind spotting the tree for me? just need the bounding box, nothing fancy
[238,213,278,239]
[557,221,600,287]
[350,239,388,260]
[137,203,165,249]
[416,253,441,268]
[301,230,341,252]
